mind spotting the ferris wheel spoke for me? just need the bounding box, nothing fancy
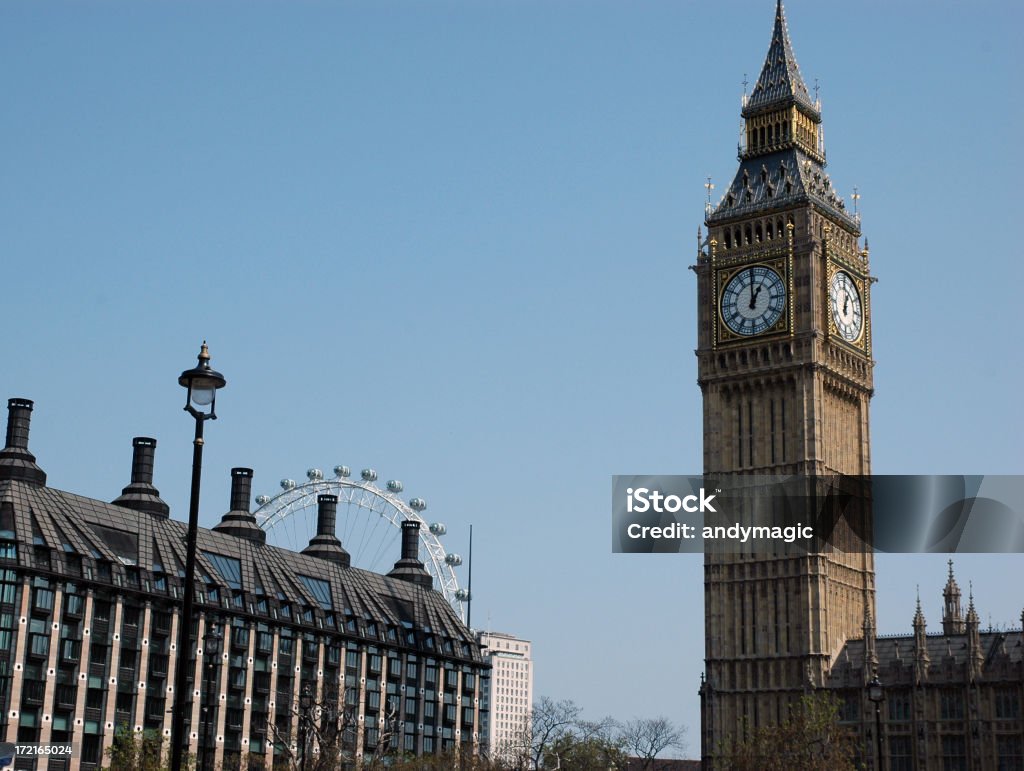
[252,470,467,622]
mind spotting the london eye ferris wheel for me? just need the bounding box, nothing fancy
[252,465,468,622]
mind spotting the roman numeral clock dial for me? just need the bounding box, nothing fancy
[829,270,863,343]
[720,265,786,336]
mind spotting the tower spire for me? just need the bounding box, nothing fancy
[943,559,965,635]
[744,0,818,118]
[708,1,855,226]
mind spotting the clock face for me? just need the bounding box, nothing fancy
[830,271,863,342]
[721,265,786,336]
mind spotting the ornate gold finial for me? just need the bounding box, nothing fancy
[199,341,210,363]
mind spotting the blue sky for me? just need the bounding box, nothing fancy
[1,0,1022,752]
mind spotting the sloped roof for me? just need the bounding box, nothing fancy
[744,0,818,119]
[0,477,481,662]
[826,630,1024,686]
[707,147,856,229]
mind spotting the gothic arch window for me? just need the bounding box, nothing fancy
[777,218,784,235]
[755,224,763,242]
[734,228,741,247]
[724,230,732,249]
[744,225,752,244]
[766,221,774,240]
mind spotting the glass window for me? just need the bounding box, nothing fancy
[941,689,965,720]
[297,575,333,610]
[888,691,911,721]
[997,736,1023,769]
[201,552,242,589]
[995,687,1020,719]
[33,587,54,611]
[889,735,913,771]
[941,735,967,771]
[29,634,49,657]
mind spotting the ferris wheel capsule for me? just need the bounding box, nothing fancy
[455,589,470,601]
[255,464,467,622]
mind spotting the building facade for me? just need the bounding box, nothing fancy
[476,631,533,760]
[695,5,1024,770]
[695,2,874,765]
[0,398,489,770]
[826,563,1023,770]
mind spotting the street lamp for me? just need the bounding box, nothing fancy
[868,675,884,771]
[170,343,227,771]
[299,684,313,771]
[200,622,223,771]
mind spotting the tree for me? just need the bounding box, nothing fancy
[721,693,856,771]
[616,716,686,769]
[498,696,583,770]
[267,688,382,770]
[104,725,176,771]
[545,719,626,770]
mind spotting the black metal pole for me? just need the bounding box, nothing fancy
[200,655,215,771]
[171,416,205,771]
[300,709,307,771]
[467,524,473,630]
[874,702,883,771]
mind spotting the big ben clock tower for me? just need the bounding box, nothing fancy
[695,2,875,765]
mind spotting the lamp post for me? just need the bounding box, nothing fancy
[200,622,223,771]
[868,675,884,771]
[170,343,226,771]
[299,684,313,771]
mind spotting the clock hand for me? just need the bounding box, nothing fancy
[842,292,849,316]
[747,268,760,309]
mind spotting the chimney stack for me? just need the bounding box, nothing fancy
[387,520,433,589]
[112,437,170,517]
[301,495,350,566]
[213,468,266,545]
[0,398,46,485]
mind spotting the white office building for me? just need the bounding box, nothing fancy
[477,631,533,760]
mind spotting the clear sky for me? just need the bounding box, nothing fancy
[1,0,1022,755]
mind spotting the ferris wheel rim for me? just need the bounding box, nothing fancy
[252,474,466,621]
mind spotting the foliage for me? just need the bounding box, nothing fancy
[721,693,856,771]
[545,718,626,770]
[103,725,178,771]
[374,746,503,769]
[496,697,686,771]
[616,716,687,770]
